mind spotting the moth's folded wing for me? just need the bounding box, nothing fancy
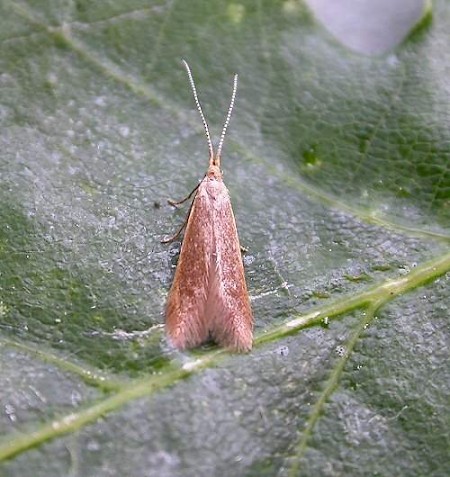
[207,195,253,352]
[165,187,212,349]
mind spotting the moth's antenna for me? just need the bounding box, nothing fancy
[182,60,214,163]
[216,73,238,166]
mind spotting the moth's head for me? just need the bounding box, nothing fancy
[206,163,222,180]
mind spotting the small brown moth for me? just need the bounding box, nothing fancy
[163,60,253,352]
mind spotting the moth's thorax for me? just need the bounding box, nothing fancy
[206,164,223,181]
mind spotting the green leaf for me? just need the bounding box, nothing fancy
[1,0,449,476]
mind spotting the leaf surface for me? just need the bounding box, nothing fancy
[0,1,449,476]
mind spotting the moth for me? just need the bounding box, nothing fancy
[163,60,253,352]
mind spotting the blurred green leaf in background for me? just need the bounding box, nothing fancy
[0,0,449,476]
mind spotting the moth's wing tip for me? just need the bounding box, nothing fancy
[234,334,253,353]
[223,342,252,353]
[166,334,187,351]
[234,342,253,353]
[216,327,253,353]
[166,323,209,351]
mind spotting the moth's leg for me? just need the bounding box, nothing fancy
[161,216,188,244]
[167,183,200,207]
[161,191,197,244]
